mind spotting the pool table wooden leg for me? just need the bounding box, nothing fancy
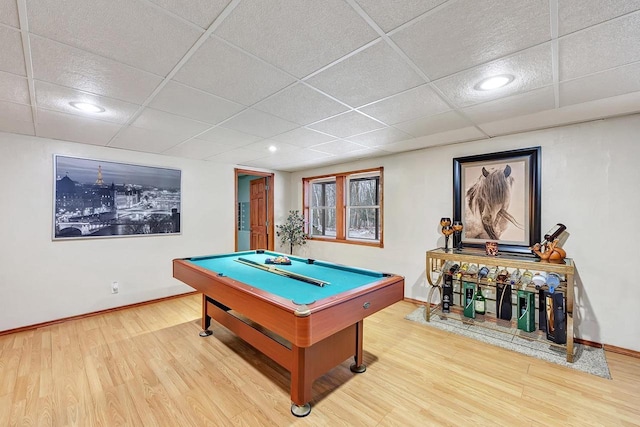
[290,346,313,417]
[199,294,213,337]
[350,320,366,373]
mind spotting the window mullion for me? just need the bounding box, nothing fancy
[336,175,345,240]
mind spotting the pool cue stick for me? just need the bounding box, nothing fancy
[235,258,329,287]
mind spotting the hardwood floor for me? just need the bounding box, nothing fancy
[1,294,639,426]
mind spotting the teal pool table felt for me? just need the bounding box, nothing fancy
[189,251,385,305]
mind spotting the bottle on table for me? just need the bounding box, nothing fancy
[474,284,486,315]
[449,263,460,276]
[441,261,453,274]
[546,272,561,293]
[541,223,566,245]
[467,263,479,276]
[457,263,469,279]
[477,266,490,279]
[487,266,499,283]
[520,270,533,288]
[532,272,548,289]
[497,268,510,283]
[509,268,522,286]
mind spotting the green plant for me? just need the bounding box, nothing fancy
[276,210,308,254]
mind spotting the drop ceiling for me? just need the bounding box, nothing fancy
[2,0,639,172]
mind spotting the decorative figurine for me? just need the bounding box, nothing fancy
[531,239,566,263]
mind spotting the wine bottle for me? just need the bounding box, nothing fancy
[449,263,460,275]
[520,270,533,288]
[478,266,489,279]
[474,285,486,315]
[541,223,566,245]
[546,272,561,293]
[467,263,479,276]
[497,268,509,283]
[487,266,498,283]
[509,268,521,286]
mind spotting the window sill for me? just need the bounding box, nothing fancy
[308,236,383,248]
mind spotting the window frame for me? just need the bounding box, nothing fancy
[303,167,383,248]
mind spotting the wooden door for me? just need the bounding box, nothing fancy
[250,177,268,250]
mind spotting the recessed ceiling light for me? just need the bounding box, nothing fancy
[474,74,514,91]
[69,101,105,113]
[268,145,278,153]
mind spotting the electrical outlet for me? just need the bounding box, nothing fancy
[111,281,119,294]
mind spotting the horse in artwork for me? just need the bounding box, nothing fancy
[465,165,522,240]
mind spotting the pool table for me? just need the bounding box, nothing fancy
[173,250,404,417]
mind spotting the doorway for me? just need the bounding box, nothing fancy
[235,169,274,251]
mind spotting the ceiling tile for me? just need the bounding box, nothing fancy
[150,81,244,125]
[242,139,301,155]
[269,127,336,147]
[338,146,390,161]
[205,147,265,164]
[308,111,386,138]
[394,110,475,138]
[35,81,140,124]
[30,36,163,105]
[354,0,447,32]
[310,140,368,155]
[36,109,122,146]
[163,138,234,159]
[174,37,295,105]
[196,126,260,147]
[433,43,553,108]
[391,0,550,79]
[558,0,640,36]
[147,0,232,29]
[559,12,640,81]
[462,86,555,124]
[0,100,32,122]
[306,41,424,107]
[214,0,378,78]
[478,92,640,137]
[0,100,34,135]
[560,62,640,107]
[27,0,203,75]
[110,125,186,153]
[0,26,26,76]
[220,108,298,139]
[0,71,29,104]
[382,127,487,152]
[244,147,334,170]
[358,84,450,125]
[345,127,412,147]
[0,115,35,136]
[253,83,349,125]
[132,107,212,139]
[0,0,19,27]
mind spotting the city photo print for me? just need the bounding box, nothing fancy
[53,155,181,240]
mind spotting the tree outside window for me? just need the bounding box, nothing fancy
[303,167,383,248]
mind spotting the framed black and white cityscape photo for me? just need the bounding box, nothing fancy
[53,155,181,240]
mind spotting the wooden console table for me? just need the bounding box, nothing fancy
[426,248,576,362]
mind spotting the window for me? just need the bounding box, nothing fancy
[303,167,383,247]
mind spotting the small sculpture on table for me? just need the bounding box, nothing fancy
[440,217,453,252]
[452,220,463,251]
[531,239,566,263]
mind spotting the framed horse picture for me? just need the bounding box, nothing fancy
[453,147,541,255]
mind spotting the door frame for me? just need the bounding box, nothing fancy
[235,168,274,251]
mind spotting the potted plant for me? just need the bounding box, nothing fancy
[276,210,308,255]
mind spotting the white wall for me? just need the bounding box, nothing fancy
[287,114,640,352]
[0,132,290,331]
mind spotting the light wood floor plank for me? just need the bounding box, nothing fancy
[1,294,639,426]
